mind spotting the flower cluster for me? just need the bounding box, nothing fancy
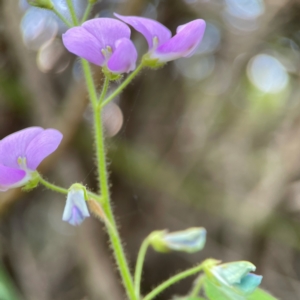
[62,14,206,74]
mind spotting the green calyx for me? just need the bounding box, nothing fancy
[142,54,166,69]
[22,171,40,192]
[28,0,54,9]
[149,230,169,253]
[102,67,122,81]
[69,183,88,201]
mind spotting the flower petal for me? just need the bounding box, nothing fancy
[163,227,206,253]
[0,164,26,191]
[114,13,171,50]
[235,273,263,295]
[0,127,43,169]
[62,26,105,65]
[25,129,63,170]
[107,38,137,73]
[153,19,206,62]
[62,188,90,226]
[82,18,131,52]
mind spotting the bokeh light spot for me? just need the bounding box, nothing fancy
[247,54,288,94]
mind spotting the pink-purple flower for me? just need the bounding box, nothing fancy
[115,14,206,64]
[62,18,137,74]
[0,127,63,191]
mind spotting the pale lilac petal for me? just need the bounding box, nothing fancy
[62,26,105,66]
[62,189,90,226]
[25,129,63,170]
[154,19,206,62]
[82,18,131,52]
[0,127,43,169]
[114,13,171,49]
[107,38,137,73]
[0,164,26,191]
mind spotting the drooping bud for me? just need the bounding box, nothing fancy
[28,0,54,9]
[205,261,263,295]
[149,227,207,253]
[62,184,90,226]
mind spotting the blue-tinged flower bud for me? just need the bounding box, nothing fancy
[205,261,263,295]
[28,0,54,9]
[149,227,206,253]
[62,184,90,226]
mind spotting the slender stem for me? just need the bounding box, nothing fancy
[81,59,137,300]
[134,237,151,298]
[38,176,102,202]
[66,0,78,25]
[98,75,110,104]
[81,2,93,23]
[143,264,204,300]
[81,59,98,109]
[52,7,72,27]
[189,275,205,297]
[39,176,68,194]
[100,62,144,108]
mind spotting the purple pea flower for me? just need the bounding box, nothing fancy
[62,184,90,226]
[62,18,138,74]
[115,13,206,64]
[0,127,63,191]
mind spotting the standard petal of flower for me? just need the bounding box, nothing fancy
[0,127,43,169]
[107,38,137,74]
[163,227,206,253]
[82,18,131,52]
[0,164,26,191]
[153,19,206,62]
[62,26,105,66]
[215,261,256,285]
[114,13,171,49]
[25,129,63,170]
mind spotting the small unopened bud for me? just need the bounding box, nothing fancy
[206,261,263,295]
[28,0,54,9]
[62,184,90,226]
[149,227,206,253]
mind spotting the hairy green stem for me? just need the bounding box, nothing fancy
[66,0,78,25]
[81,59,97,109]
[100,62,144,108]
[134,237,151,298]
[98,75,110,104]
[39,176,68,194]
[82,59,137,300]
[143,264,204,300]
[38,176,102,202]
[81,2,93,23]
[52,7,72,27]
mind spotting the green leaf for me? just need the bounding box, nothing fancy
[247,288,279,300]
[174,297,207,300]
[0,264,20,300]
[204,277,247,300]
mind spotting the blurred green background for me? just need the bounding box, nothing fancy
[1,0,300,299]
